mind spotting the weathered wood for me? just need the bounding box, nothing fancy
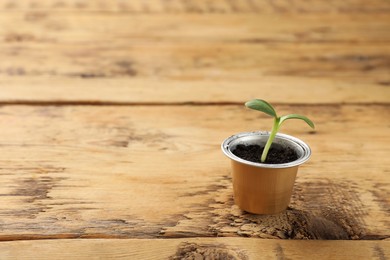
[0,238,389,260]
[1,0,389,13]
[1,77,389,105]
[0,105,388,240]
[1,12,389,103]
[0,2,389,256]
[3,13,386,43]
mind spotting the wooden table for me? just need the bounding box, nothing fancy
[0,0,389,259]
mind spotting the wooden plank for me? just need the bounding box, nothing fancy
[1,77,389,105]
[1,0,389,13]
[1,13,388,45]
[0,104,388,240]
[0,238,389,259]
[0,13,389,103]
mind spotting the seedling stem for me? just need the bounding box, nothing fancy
[245,99,315,163]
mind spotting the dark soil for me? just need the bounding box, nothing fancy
[232,144,298,164]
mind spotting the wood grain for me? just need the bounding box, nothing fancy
[1,0,389,13]
[0,104,388,240]
[1,12,389,103]
[1,77,388,105]
[0,238,389,259]
[0,3,389,258]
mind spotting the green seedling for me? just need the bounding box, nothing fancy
[245,99,315,163]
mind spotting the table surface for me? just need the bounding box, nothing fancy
[0,0,389,259]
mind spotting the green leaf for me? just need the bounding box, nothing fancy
[245,99,277,118]
[279,114,315,129]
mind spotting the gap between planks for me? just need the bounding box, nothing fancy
[0,101,389,107]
